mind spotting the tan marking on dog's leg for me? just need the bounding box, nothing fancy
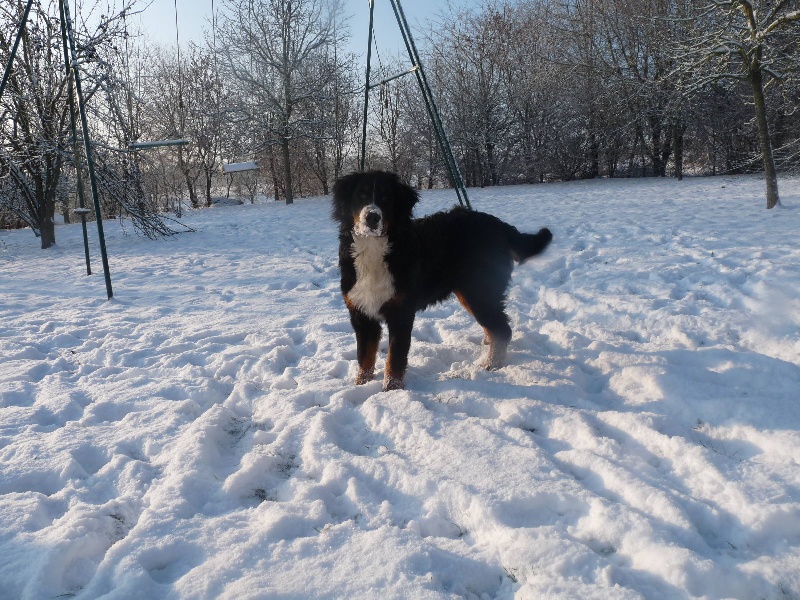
[454,291,475,316]
[348,297,381,385]
[382,346,405,390]
[383,313,414,391]
[458,291,493,348]
[355,333,380,385]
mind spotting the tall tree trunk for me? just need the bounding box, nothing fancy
[177,148,198,209]
[205,170,213,207]
[282,37,294,205]
[39,162,59,249]
[749,66,780,209]
[486,140,498,186]
[587,129,600,179]
[673,125,683,181]
[40,217,56,249]
[587,95,599,178]
[269,152,280,201]
[183,174,197,210]
[281,135,293,204]
[673,122,685,181]
[649,117,668,177]
[40,189,56,249]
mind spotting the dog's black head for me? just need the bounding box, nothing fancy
[332,171,419,237]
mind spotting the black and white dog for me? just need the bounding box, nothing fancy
[332,170,552,391]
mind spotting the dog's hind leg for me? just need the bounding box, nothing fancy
[351,309,381,385]
[456,291,512,370]
[476,307,512,371]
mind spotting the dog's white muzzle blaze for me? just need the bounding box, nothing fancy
[355,205,384,237]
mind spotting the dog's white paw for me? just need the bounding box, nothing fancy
[482,341,509,371]
[382,374,405,391]
[355,367,375,385]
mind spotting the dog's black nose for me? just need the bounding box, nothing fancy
[365,211,381,229]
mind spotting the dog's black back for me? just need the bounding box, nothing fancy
[332,170,552,391]
[411,207,552,310]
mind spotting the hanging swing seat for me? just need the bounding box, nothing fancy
[128,139,190,150]
[223,161,259,174]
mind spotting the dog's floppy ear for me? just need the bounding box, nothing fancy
[393,175,420,220]
[331,171,363,224]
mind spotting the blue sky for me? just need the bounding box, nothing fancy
[131,0,477,60]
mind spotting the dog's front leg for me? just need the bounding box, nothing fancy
[383,310,415,391]
[350,308,381,385]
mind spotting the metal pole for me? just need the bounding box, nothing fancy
[73,208,92,274]
[359,0,375,172]
[387,0,470,209]
[395,0,469,207]
[58,1,91,276]
[60,0,113,299]
[69,88,92,277]
[0,0,35,102]
[386,0,446,169]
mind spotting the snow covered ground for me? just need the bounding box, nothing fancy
[1,175,799,600]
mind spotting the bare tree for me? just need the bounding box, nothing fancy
[432,4,515,187]
[366,59,416,180]
[674,1,800,208]
[403,65,443,188]
[298,35,358,195]
[1,0,83,248]
[183,44,225,207]
[218,0,338,204]
[0,0,184,246]
[577,0,685,178]
[496,1,561,183]
[134,46,204,209]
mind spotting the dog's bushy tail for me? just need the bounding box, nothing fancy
[511,227,553,264]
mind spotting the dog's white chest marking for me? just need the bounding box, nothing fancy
[348,235,395,319]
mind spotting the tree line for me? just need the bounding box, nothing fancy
[2,0,799,248]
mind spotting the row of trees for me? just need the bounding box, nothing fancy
[424,0,799,207]
[2,0,799,248]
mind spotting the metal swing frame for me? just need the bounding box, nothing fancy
[360,0,470,209]
[1,0,114,299]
